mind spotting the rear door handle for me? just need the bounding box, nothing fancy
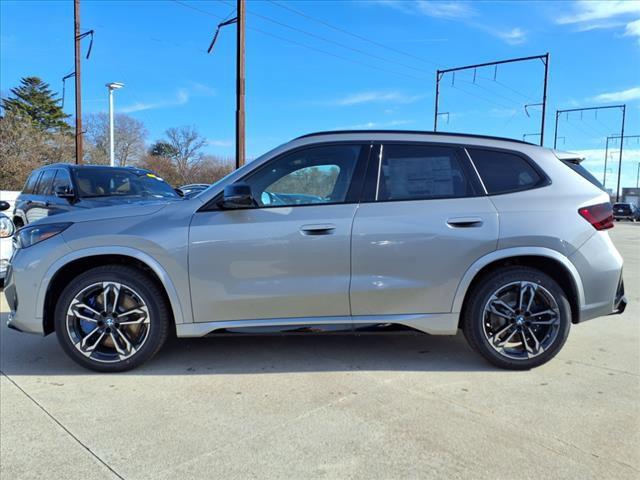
[447,217,484,228]
[300,224,336,236]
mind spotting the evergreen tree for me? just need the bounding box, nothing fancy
[1,76,70,132]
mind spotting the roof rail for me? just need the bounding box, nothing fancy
[294,130,536,146]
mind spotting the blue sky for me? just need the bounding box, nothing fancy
[1,0,639,188]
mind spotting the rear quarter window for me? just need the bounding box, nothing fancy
[560,160,605,191]
[23,171,41,194]
[467,148,546,195]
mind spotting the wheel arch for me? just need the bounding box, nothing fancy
[452,248,584,327]
[40,248,186,335]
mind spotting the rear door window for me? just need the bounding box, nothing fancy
[34,169,56,196]
[372,144,480,201]
[52,169,73,191]
[467,148,545,195]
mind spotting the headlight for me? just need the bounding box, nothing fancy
[14,223,72,249]
[0,216,14,238]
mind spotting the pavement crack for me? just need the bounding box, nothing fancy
[569,360,639,377]
[0,371,125,480]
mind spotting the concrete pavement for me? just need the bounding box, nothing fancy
[1,224,639,479]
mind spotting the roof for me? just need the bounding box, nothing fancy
[37,163,151,173]
[294,130,537,146]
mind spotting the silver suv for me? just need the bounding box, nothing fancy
[4,131,627,372]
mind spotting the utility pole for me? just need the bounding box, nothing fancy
[73,0,83,165]
[636,162,639,189]
[236,0,245,169]
[540,53,549,146]
[603,134,639,189]
[615,105,626,202]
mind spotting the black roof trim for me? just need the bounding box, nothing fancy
[294,130,536,146]
[36,163,150,172]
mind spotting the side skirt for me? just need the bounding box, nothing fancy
[175,313,459,338]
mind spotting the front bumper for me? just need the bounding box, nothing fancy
[4,235,71,335]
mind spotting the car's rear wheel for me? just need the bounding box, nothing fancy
[54,265,170,372]
[462,267,571,370]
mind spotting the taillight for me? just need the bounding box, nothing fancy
[578,203,614,230]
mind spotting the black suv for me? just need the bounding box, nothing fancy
[13,164,181,227]
[612,202,639,222]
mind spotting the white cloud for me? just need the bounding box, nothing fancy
[337,119,414,129]
[624,18,640,44]
[190,82,217,97]
[593,86,640,103]
[329,90,426,106]
[557,1,640,25]
[121,88,190,113]
[493,27,527,45]
[377,0,525,45]
[207,139,233,147]
[556,1,640,42]
[415,0,476,19]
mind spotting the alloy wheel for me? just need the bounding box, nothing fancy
[482,281,561,360]
[65,281,151,363]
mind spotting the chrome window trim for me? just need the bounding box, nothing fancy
[464,147,488,195]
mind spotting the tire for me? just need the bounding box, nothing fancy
[54,265,170,372]
[462,266,571,370]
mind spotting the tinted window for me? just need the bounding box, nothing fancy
[468,148,544,195]
[73,169,178,199]
[244,145,361,207]
[52,169,73,191]
[34,169,56,195]
[375,144,478,201]
[23,172,41,194]
[561,160,605,191]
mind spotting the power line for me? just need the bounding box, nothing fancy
[265,0,440,67]
[171,0,427,81]
[448,84,519,112]
[219,0,430,75]
[457,77,526,109]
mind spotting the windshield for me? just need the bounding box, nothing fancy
[73,168,179,199]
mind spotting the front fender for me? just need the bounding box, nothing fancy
[37,246,187,326]
[450,247,585,313]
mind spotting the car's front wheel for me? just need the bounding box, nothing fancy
[462,266,571,370]
[54,265,170,372]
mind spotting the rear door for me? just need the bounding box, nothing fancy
[14,171,42,225]
[47,169,75,217]
[25,169,56,224]
[350,143,499,316]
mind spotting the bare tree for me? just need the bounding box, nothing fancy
[164,126,207,183]
[84,113,148,166]
[0,113,74,190]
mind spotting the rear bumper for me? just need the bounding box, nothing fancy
[611,277,627,315]
[570,231,625,323]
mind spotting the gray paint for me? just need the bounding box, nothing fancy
[4,131,624,339]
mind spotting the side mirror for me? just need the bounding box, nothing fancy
[0,200,10,212]
[219,182,255,209]
[54,185,75,200]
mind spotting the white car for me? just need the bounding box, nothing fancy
[0,201,15,282]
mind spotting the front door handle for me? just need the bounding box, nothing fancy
[447,217,484,228]
[300,224,336,236]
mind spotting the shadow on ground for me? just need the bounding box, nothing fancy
[0,311,494,376]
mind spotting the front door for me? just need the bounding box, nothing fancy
[189,143,369,323]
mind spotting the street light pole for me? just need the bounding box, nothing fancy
[236,0,246,169]
[106,82,124,167]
